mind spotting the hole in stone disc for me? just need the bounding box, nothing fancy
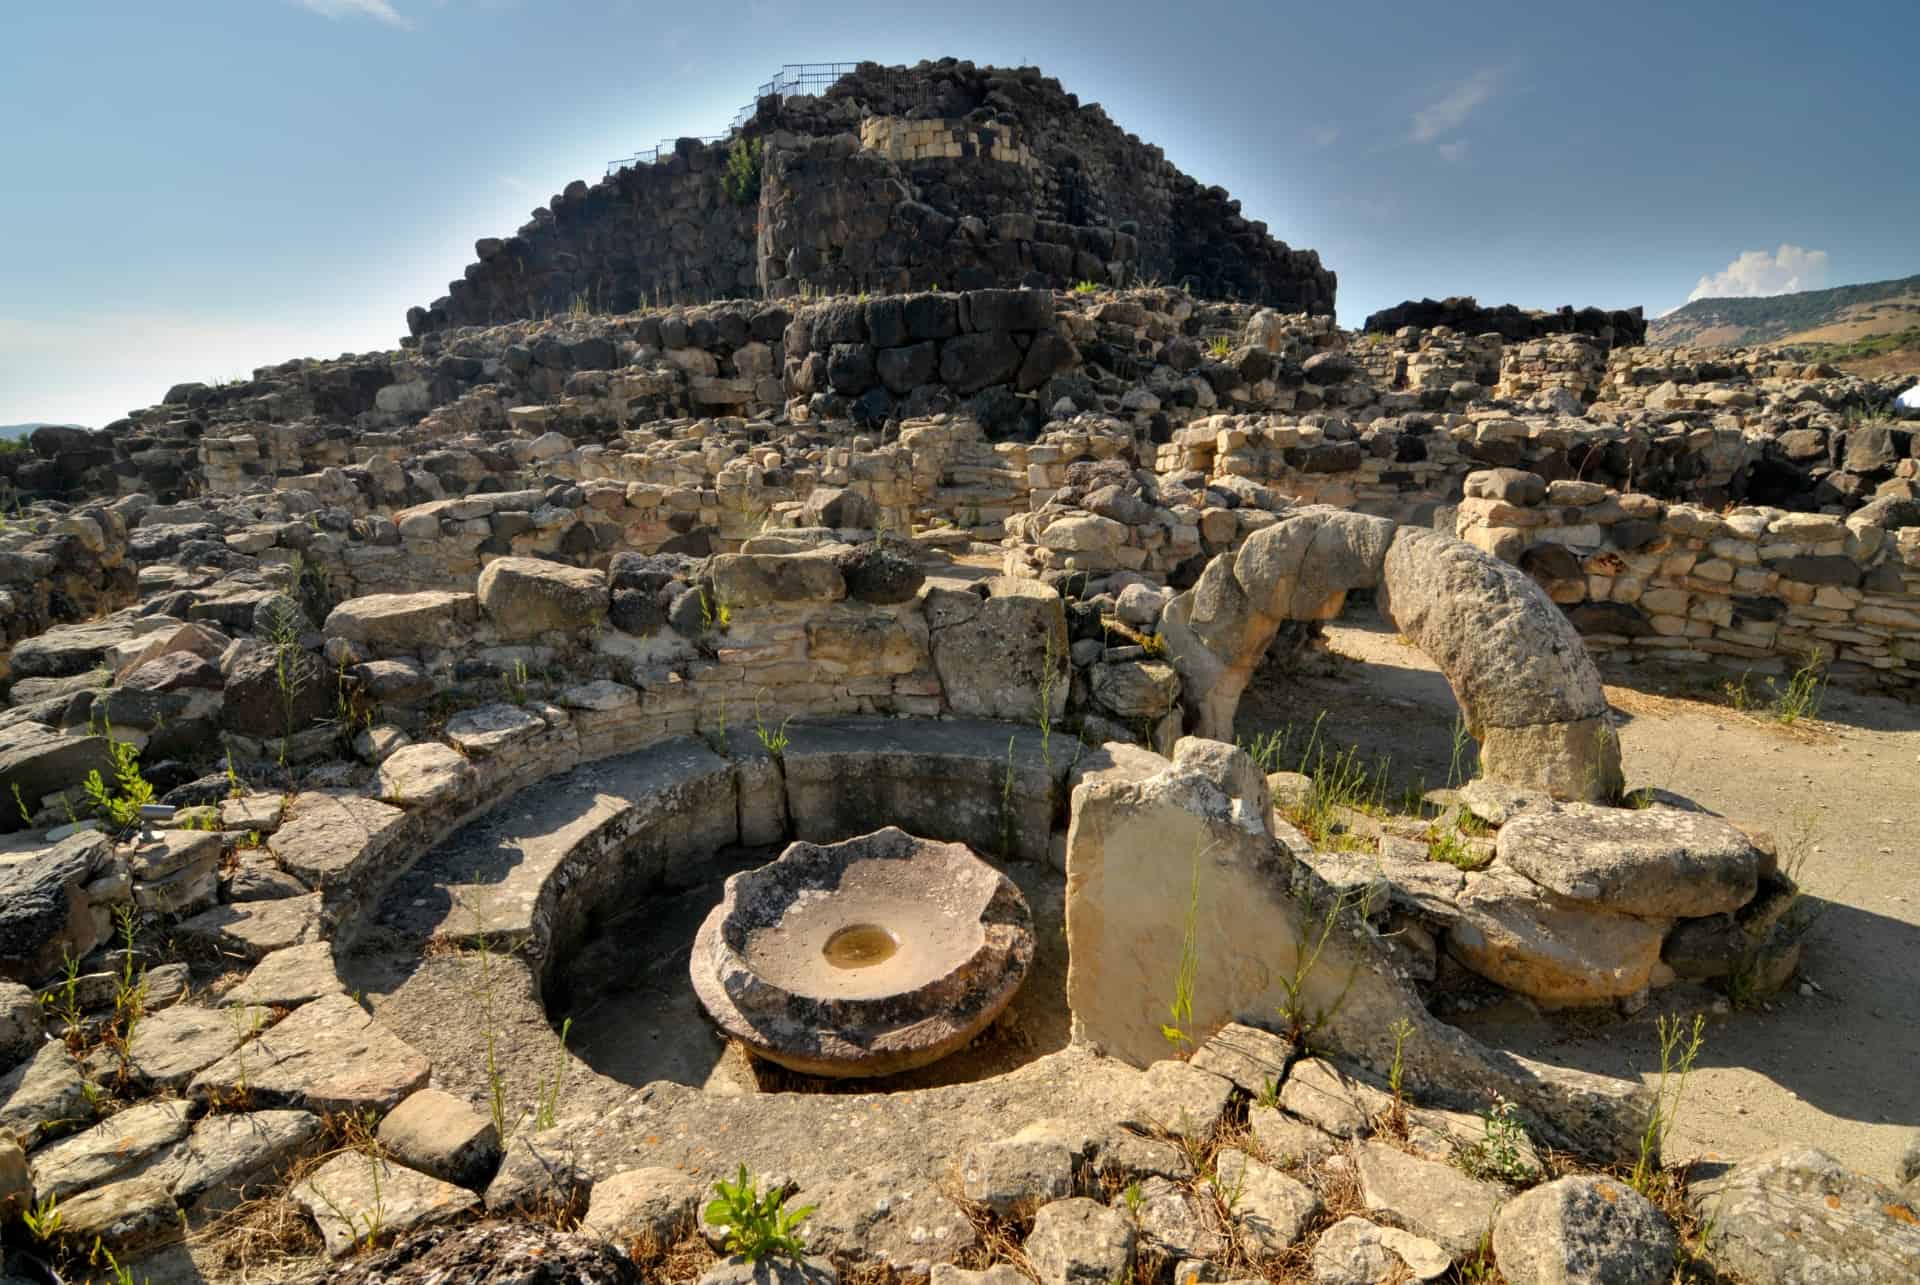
[822,923,900,970]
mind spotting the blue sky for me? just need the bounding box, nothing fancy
[4,0,1916,426]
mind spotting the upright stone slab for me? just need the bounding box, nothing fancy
[1063,745,1654,1163]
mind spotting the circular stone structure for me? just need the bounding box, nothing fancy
[690,826,1035,1077]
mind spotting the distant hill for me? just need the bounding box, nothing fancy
[0,422,85,441]
[1649,273,1920,358]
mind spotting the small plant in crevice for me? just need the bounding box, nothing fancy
[263,594,318,767]
[533,1016,573,1132]
[752,693,792,760]
[469,935,512,1143]
[81,721,155,832]
[1035,623,1060,775]
[11,781,29,825]
[22,1191,62,1241]
[1426,822,1489,871]
[1459,1227,1500,1284]
[703,691,731,757]
[1205,335,1233,360]
[88,1238,143,1285]
[1274,883,1367,1047]
[1070,279,1100,295]
[1382,1016,1414,1136]
[1632,1013,1706,1197]
[698,586,733,635]
[1159,853,1204,1056]
[1446,713,1476,788]
[1457,1093,1536,1185]
[704,1164,814,1262]
[43,949,87,1053]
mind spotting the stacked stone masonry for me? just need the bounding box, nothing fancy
[4,289,1916,704]
[408,60,1336,332]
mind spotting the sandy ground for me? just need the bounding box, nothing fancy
[1240,609,1920,1182]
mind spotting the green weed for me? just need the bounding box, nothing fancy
[1446,714,1475,787]
[753,693,792,760]
[534,1017,573,1131]
[1723,653,1826,726]
[1457,1093,1536,1184]
[705,1164,814,1261]
[1385,1016,1414,1132]
[1159,854,1203,1054]
[1275,884,1366,1046]
[1632,1014,1706,1196]
[82,724,154,830]
[1427,823,1489,871]
[22,1191,61,1241]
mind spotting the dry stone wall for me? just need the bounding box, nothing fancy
[8,286,1918,700]
[1362,296,1647,349]
[407,140,760,337]
[1458,468,1920,689]
[0,500,137,686]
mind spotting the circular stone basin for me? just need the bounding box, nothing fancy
[690,826,1035,1077]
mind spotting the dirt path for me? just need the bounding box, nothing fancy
[1239,609,1920,1182]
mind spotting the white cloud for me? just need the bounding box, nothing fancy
[1410,69,1498,144]
[291,0,413,28]
[1685,244,1831,302]
[1436,141,1469,163]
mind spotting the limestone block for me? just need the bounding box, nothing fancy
[1447,867,1669,1005]
[925,577,1068,723]
[1496,803,1760,918]
[1493,1174,1676,1285]
[477,558,608,638]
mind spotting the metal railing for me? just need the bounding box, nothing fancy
[606,63,864,176]
[605,135,728,177]
[729,62,863,129]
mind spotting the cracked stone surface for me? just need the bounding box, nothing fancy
[294,1151,480,1258]
[219,941,344,1009]
[1687,1147,1920,1284]
[1024,1197,1134,1285]
[172,1108,324,1215]
[1353,1140,1505,1257]
[27,1098,191,1200]
[190,994,429,1113]
[128,1002,274,1089]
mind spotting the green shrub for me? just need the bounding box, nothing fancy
[83,732,154,829]
[723,138,763,207]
